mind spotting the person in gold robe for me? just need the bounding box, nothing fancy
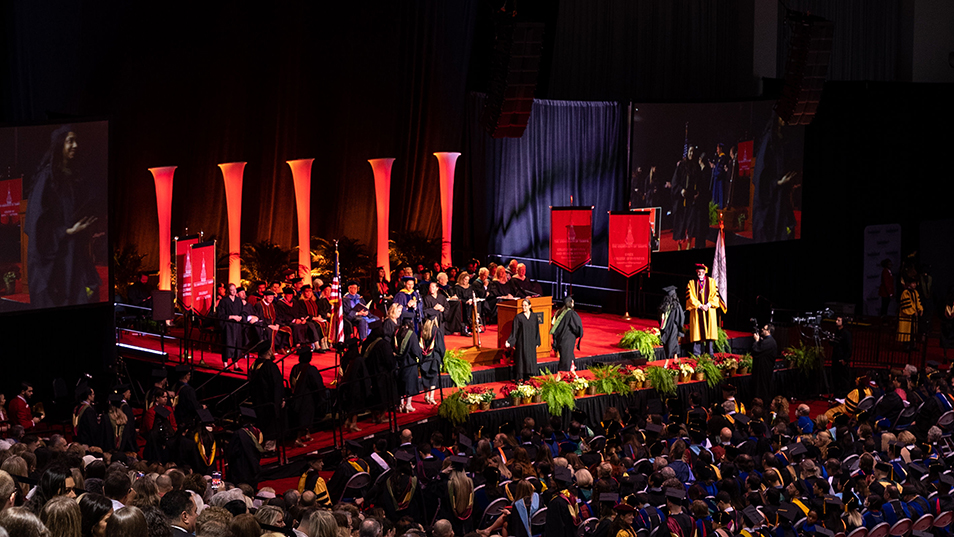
[898,280,923,349]
[686,263,722,355]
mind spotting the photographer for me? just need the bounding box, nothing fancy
[751,323,777,404]
[830,316,852,396]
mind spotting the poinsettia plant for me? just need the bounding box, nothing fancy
[463,386,494,404]
[560,371,589,391]
[623,366,646,383]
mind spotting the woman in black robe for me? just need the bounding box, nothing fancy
[395,320,423,413]
[370,453,424,523]
[506,298,541,380]
[551,296,584,371]
[487,266,517,324]
[658,285,685,359]
[290,349,326,447]
[363,326,398,422]
[339,337,369,432]
[420,316,445,405]
[454,272,477,336]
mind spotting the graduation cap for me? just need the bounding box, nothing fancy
[940,474,954,489]
[345,280,359,288]
[645,423,663,435]
[395,450,417,463]
[449,455,471,468]
[614,503,637,513]
[902,484,918,497]
[239,407,257,421]
[154,406,171,420]
[400,275,415,282]
[198,409,215,424]
[814,528,835,537]
[458,434,473,449]
[282,287,295,295]
[599,493,620,503]
[263,290,276,297]
[722,384,737,394]
[151,369,168,381]
[875,461,893,473]
[499,422,515,437]
[734,414,751,426]
[318,284,330,292]
[694,264,708,273]
[724,445,740,459]
[289,277,303,284]
[571,410,588,424]
[786,442,808,457]
[108,393,123,406]
[824,495,843,509]
[590,436,607,451]
[907,463,928,480]
[777,503,800,523]
[714,511,734,526]
[741,505,763,527]
[869,481,886,496]
[580,452,603,467]
[553,466,574,484]
[665,487,686,501]
[345,440,364,454]
[300,284,312,291]
[662,285,678,294]
[833,413,850,428]
[175,364,192,376]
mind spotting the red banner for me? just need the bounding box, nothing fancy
[190,241,216,315]
[608,212,651,277]
[0,177,21,224]
[175,235,200,310]
[737,140,754,176]
[550,207,593,272]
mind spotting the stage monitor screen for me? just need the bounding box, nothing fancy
[0,121,109,313]
[628,101,804,251]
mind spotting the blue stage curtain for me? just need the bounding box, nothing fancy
[460,93,624,266]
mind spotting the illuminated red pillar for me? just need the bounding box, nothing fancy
[368,158,395,281]
[287,158,314,285]
[433,152,460,268]
[218,162,246,285]
[149,166,177,291]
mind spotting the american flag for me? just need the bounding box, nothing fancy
[682,121,690,158]
[330,240,344,343]
[713,214,728,313]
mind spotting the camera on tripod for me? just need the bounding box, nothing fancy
[750,317,760,333]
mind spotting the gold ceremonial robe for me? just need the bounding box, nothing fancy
[686,276,721,342]
[897,288,922,342]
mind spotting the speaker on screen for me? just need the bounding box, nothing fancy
[151,290,174,321]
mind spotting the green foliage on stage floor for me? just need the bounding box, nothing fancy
[538,369,576,416]
[739,353,753,371]
[693,354,724,387]
[618,327,661,358]
[716,328,731,354]
[442,349,473,388]
[784,342,822,374]
[646,365,678,397]
[588,365,631,395]
[438,390,470,425]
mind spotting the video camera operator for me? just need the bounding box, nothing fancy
[751,322,777,404]
[830,316,852,396]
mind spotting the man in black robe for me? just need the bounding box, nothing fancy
[434,273,463,333]
[226,408,263,488]
[73,385,101,448]
[751,323,778,404]
[173,365,204,429]
[290,349,326,446]
[551,296,583,371]
[753,115,798,243]
[294,285,328,351]
[248,348,285,451]
[506,299,541,380]
[251,290,291,351]
[112,384,137,453]
[218,283,246,370]
[670,146,697,250]
[658,285,684,359]
[275,287,301,350]
[544,466,579,537]
[328,440,371,502]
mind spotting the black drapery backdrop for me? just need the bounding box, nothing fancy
[3,2,477,271]
[459,94,624,266]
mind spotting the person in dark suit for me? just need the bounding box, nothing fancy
[160,490,196,536]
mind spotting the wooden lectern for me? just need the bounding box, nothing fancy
[497,297,552,359]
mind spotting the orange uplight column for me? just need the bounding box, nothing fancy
[218,162,246,286]
[433,152,460,269]
[149,166,177,291]
[287,158,314,285]
[368,158,395,281]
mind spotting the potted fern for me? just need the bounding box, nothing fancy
[442,349,473,388]
[438,390,471,425]
[716,328,732,354]
[588,365,631,395]
[623,366,647,390]
[539,369,577,416]
[646,365,678,397]
[694,354,724,387]
[738,354,753,375]
[784,342,822,374]
[618,327,662,358]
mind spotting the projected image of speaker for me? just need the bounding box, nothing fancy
[0,121,109,313]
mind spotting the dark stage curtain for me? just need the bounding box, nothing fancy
[777,0,905,82]
[1,1,477,272]
[459,93,624,265]
[544,0,756,101]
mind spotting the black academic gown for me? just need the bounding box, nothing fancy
[290,361,326,431]
[671,157,695,242]
[248,358,285,440]
[73,402,102,448]
[217,295,245,361]
[174,382,201,429]
[340,343,372,414]
[751,335,777,404]
[508,311,541,379]
[436,286,463,333]
[396,327,423,397]
[251,300,290,350]
[226,425,263,488]
[371,472,425,523]
[552,308,583,371]
[544,492,578,537]
[660,298,685,360]
[420,325,446,390]
[116,401,138,453]
[143,410,174,463]
[455,284,477,330]
[328,457,370,502]
[364,334,398,410]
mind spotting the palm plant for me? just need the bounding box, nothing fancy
[311,236,372,282]
[113,244,147,300]
[389,230,441,269]
[241,241,296,284]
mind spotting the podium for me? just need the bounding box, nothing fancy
[497,296,552,359]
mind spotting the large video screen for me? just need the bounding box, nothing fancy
[628,101,804,251]
[0,121,109,313]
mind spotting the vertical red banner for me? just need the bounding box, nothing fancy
[190,241,216,315]
[608,212,651,277]
[737,140,754,176]
[550,207,593,272]
[175,235,200,310]
[0,177,22,224]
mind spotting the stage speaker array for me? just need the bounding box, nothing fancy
[151,290,174,321]
[775,11,833,126]
[480,16,546,139]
